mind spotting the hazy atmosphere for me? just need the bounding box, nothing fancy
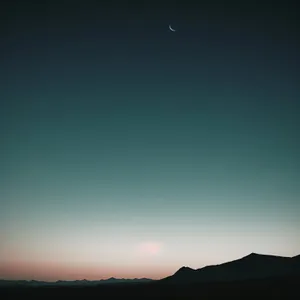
[1,1,299,281]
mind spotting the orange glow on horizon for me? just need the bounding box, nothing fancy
[0,260,171,281]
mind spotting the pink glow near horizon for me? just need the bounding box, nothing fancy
[1,226,299,281]
[0,260,171,281]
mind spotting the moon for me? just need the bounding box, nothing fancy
[169,24,176,32]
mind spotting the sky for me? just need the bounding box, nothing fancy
[1,1,300,281]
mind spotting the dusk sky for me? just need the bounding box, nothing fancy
[1,1,299,281]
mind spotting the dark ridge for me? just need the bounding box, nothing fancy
[1,252,299,289]
[174,266,195,274]
[163,252,300,284]
[292,254,300,260]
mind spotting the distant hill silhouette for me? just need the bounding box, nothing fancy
[1,253,300,299]
[1,252,300,288]
[1,251,300,299]
[0,277,152,287]
[161,252,300,284]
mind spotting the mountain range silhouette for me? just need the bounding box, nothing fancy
[1,253,300,299]
[1,252,299,287]
[0,277,152,287]
[160,252,300,283]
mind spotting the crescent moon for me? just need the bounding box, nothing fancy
[169,24,176,32]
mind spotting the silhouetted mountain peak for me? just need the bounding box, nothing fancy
[240,252,289,261]
[248,252,260,256]
[178,266,194,271]
[164,252,300,284]
[243,252,269,259]
[174,266,195,276]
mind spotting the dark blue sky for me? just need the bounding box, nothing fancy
[1,1,299,280]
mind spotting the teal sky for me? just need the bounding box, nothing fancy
[1,1,299,280]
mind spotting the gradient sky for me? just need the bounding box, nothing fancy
[1,1,300,281]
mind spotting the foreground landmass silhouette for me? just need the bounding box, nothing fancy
[1,252,300,299]
[162,252,300,283]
